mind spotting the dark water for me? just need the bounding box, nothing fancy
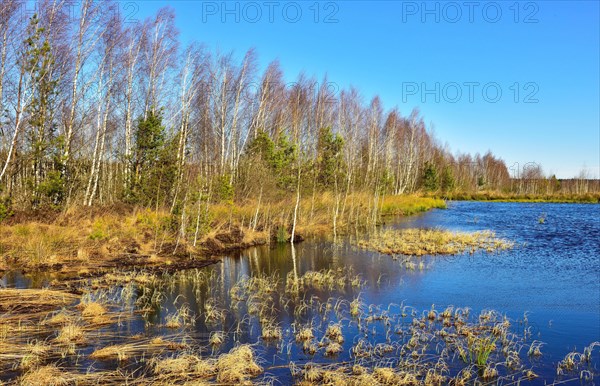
[3,201,599,384]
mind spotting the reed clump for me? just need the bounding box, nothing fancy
[20,365,71,386]
[556,341,600,375]
[20,364,134,385]
[261,319,283,340]
[442,191,600,203]
[55,323,85,344]
[296,326,315,342]
[358,229,513,256]
[0,288,78,315]
[164,304,195,329]
[90,336,184,362]
[286,268,362,293]
[151,344,262,384]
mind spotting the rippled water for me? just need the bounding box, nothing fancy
[3,201,599,384]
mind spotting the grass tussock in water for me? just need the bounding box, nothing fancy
[0,283,141,373]
[1,265,598,384]
[150,344,262,384]
[286,268,363,293]
[90,337,188,362]
[358,229,513,256]
[19,364,134,386]
[441,191,600,203]
[0,288,78,315]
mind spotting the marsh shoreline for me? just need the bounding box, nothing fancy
[1,200,599,385]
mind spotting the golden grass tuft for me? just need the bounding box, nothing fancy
[80,301,110,324]
[20,365,70,386]
[55,324,85,344]
[165,304,195,329]
[89,337,188,362]
[0,288,79,315]
[153,354,201,376]
[324,342,343,356]
[209,331,224,346]
[90,344,129,362]
[215,345,263,383]
[150,344,262,384]
[261,321,283,340]
[325,323,344,344]
[43,309,75,326]
[296,326,315,342]
[20,364,134,385]
[358,228,513,256]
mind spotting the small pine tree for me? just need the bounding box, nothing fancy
[127,109,176,206]
[549,174,561,193]
[316,127,344,188]
[441,166,456,193]
[247,130,297,190]
[23,15,64,207]
[477,175,486,190]
[422,161,439,192]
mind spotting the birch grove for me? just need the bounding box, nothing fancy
[1,2,578,214]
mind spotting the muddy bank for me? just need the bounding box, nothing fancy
[200,225,305,255]
[0,223,299,278]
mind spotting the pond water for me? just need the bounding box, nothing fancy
[3,201,599,384]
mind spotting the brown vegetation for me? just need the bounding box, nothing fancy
[358,229,514,256]
[0,195,445,274]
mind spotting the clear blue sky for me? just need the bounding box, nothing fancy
[133,0,599,179]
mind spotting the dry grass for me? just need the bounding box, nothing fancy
[380,195,446,216]
[80,301,110,325]
[0,224,82,267]
[286,268,362,293]
[1,192,445,271]
[358,228,513,256]
[43,309,75,326]
[209,331,225,346]
[20,365,71,386]
[165,304,195,329]
[0,207,199,270]
[151,344,262,384]
[296,326,315,342]
[215,345,263,383]
[100,271,160,286]
[0,288,79,315]
[0,340,52,372]
[261,320,283,340]
[443,190,600,203]
[325,323,344,344]
[324,342,343,356]
[55,324,85,344]
[186,190,408,254]
[19,364,132,385]
[90,336,184,362]
[0,289,82,373]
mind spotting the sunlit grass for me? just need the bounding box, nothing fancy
[442,191,600,203]
[358,228,513,256]
[380,195,446,216]
[0,193,447,271]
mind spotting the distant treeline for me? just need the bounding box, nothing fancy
[0,1,597,218]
